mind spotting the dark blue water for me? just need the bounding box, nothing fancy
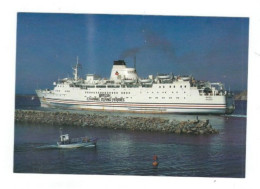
[14,96,247,177]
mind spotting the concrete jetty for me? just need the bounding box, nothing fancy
[15,110,219,135]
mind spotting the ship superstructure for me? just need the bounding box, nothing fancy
[36,59,235,114]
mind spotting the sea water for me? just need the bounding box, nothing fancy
[14,96,246,177]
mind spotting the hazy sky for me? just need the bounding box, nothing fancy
[16,13,249,94]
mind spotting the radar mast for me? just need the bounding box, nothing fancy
[73,56,82,81]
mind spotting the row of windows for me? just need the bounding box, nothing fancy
[87,96,133,99]
[159,85,187,88]
[57,84,188,89]
[145,91,186,94]
[84,91,187,95]
[85,91,132,95]
[57,85,65,88]
[85,91,119,94]
[149,97,185,99]
[59,89,187,95]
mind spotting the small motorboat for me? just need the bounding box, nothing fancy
[57,129,97,148]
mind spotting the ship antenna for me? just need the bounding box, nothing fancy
[59,127,63,136]
[73,56,81,81]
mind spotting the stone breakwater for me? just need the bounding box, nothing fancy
[15,110,219,135]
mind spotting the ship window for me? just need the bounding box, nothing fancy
[169,86,171,88]
[155,97,158,99]
[159,86,161,88]
[176,97,179,99]
[163,86,165,88]
[180,85,182,88]
[169,97,172,99]
[162,97,165,99]
[184,85,186,88]
[174,86,175,88]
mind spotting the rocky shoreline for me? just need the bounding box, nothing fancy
[15,110,219,135]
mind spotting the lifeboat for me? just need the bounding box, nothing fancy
[139,78,152,83]
[157,74,172,79]
[180,76,190,81]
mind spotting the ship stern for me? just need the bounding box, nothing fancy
[225,92,235,114]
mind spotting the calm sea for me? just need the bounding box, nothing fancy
[14,95,247,177]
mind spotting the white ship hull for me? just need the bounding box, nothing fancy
[36,92,227,114]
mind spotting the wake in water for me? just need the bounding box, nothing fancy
[36,144,59,149]
[223,114,247,118]
[36,144,96,149]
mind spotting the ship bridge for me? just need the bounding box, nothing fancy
[110,60,138,82]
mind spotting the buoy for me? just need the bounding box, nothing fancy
[152,155,159,167]
[153,161,159,167]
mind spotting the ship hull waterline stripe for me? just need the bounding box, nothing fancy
[41,98,226,109]
[40,96,226,106]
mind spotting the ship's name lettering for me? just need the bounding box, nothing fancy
[87,96,125,102]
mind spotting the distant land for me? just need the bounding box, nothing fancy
[234,90,247,101]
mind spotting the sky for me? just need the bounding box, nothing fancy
[15,13,249,94]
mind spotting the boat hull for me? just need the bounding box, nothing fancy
[39,97,227,114]
[57,142,96,148]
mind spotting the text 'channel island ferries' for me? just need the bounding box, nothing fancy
[36,59,235,114]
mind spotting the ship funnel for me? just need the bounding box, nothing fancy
[110,60,138,81]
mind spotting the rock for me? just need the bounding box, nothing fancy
[199,130,204,135]
[175,128,181,134]
[14,110,219,135]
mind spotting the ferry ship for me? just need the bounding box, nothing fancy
[36,58,235,114]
